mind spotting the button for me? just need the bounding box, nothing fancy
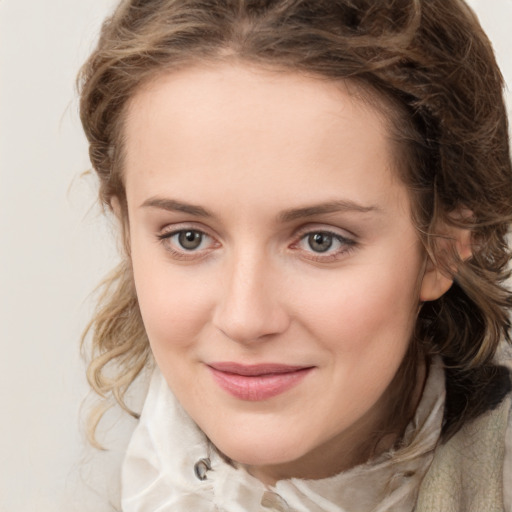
[261,491,289,512]
[194,458,211,481]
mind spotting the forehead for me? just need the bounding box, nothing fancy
[125,63,391,141]
[122,63,406,213]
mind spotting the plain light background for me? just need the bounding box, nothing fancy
[0,1,511,510]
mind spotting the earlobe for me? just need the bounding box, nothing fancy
[419,262,454,302]
[110,195,131,256]
[419,224,473,302]
[110,196,123,219]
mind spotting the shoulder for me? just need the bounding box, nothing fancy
[417,347,512,512]
[502,346,512,511]
[505,398,512,512]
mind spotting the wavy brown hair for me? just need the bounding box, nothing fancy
[79,0,512,444]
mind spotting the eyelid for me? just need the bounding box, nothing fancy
[155,222,357,262]
[157,223,221,260]
[158,220,213,235]
[290,224,358,262]
[293,223,357,243]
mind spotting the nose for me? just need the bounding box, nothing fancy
[212,250,290,344]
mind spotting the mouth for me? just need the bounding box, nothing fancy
[207,362,314,401]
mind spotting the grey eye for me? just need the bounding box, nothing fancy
[178,230,203,250]
[307,233,333,253]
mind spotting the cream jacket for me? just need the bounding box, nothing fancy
[121,359,511,512]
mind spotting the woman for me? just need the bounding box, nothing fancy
[79,1,512,510]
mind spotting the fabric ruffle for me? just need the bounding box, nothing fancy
[122,359,446,512]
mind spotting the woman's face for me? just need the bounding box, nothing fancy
[123,64,443,482]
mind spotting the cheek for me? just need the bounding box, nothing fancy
[296,257,422,356]
[301,265,421,415]
[130,249,212,351]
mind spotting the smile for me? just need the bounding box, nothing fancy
[207,363,314,401]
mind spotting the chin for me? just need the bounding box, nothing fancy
[209,428,309,468]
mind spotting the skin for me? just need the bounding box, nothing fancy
[121,63,453,484]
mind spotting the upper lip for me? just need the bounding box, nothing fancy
[207,362,312,376]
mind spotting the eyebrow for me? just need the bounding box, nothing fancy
[278,200,379,223]
[141,196,379,222]
[141,197,213,217]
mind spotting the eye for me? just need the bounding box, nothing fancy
[306,232,336,253]
[176,230,204,250]
[293,228,356,261]
[157,227,218,259]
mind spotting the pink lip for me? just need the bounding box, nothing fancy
[207,362,313,401]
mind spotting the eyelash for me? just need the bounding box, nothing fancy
[292,228,357,262]
[157,227,218,261]
[157,226,357,262]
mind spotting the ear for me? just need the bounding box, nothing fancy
[110,195,123,219]
[419,224,472,302]
[110,196,131,256]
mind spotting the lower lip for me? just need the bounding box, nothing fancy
[208,367,313,401]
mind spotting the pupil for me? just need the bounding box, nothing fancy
[309,233,333,253]
[179,231,202,250]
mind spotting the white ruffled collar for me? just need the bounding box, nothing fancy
[122,359,445,512]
